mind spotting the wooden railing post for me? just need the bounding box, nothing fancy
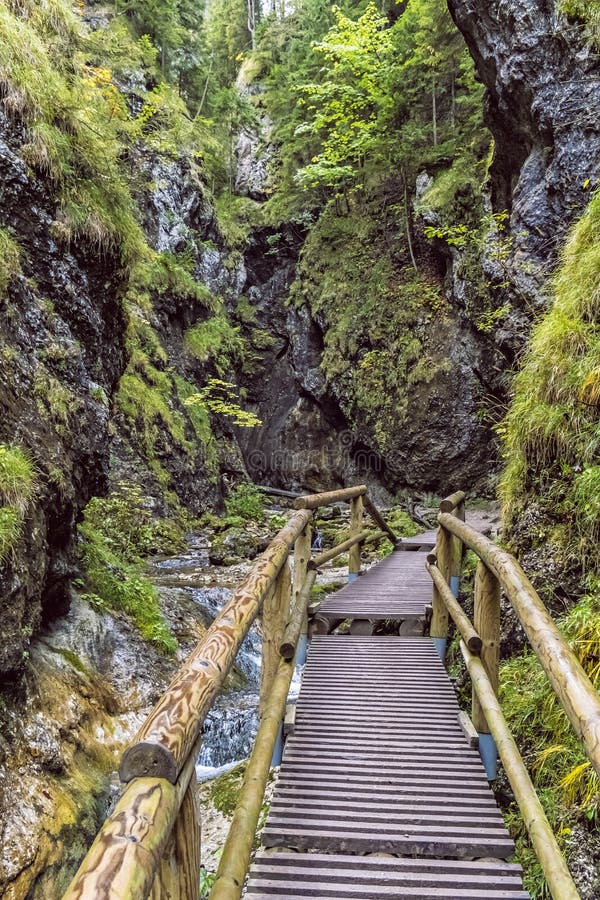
[472,559,501,779]
[293,524,312,664]
[349,494,364,582]
[149,778,201,900]
[432,492,466,659]
[259,560,291,718]
[430,523,451,658]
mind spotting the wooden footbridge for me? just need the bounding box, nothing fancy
[64,487,600,900]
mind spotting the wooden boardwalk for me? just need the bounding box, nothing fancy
[247,545,529,899]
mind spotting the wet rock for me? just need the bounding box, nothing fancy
[0,108,126,676]
[448,0,600,320]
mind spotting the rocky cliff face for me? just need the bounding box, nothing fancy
[448,0,600,327]
[0,109,126,676]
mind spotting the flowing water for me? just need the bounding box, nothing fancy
[151,541,269,782]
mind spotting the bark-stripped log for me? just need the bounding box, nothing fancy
[430,525,451,639]
[363,494,398,544]
[293,485,366,509]
[280,570,317,660]
[441,512,600,779]
[460,642,580,900]
[309,530,383,570]
[120,509,313,784]
[209,577,314,900]
[472,560,500,733]
[63,739,200,899]
[149,778,201,900]
[426,561,482,653]
[349,495,364,578]
[439,490,466,513]
[260,562,291,716]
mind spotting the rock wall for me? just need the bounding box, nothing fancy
[0,109,126,676]
[448,0,600,321]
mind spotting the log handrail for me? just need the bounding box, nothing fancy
[119,508,313,784]
[293,484,367,509]
[63,484,393,900]
[428,491,600,900]
[436,511,600,778]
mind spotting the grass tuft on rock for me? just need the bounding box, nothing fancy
[0,228,21,295]
[78,485,181,653]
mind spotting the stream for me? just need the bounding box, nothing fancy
[150,533,299,784]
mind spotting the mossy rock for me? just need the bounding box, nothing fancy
[208,528,264,565]
[209,761,247,817]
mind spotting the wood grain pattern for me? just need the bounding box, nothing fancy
[472,560,501,733]
[260,562,291,716]
[149,779,201,900]
[120,509,312,783]
[293,525,311,646]
[461,641,579,900]
[439,491,466,513]
[440,512,600,778]
[209,658,298,900]
[63,738,201,899]
[349,495,364,577]
[293,485,366,510]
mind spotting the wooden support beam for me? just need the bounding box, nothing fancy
[362,494,398,544]
[63,738,201,899]
[120,509,312,784]
[293,524,311,650]
[440,512,600,779]
[472,560,501,734]
[349,495,364,578]
[308,530,371,570]
[457,710,479,750]
[426,562,482,653]
[430,525,451,640]
[280,570,317,660]
[149,778,201,900]
[260,561,291,717]
[460,642,580,900]
[293,484,366,510]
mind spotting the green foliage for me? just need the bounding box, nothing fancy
[184,315,245,374]
[0,0,145,260]
[0,506,22,564]
[184,378,262,428]
[79,484,180,652]
[558,0,600,47]
[499,190,600,571]
[295,3,393,196]
[224,483,265,522]
[0,229,21,295]
[289,200,447,454]
[500,584,600,896]
[0,444,36,511]
[127,249,213,314]
[0,444,36,563]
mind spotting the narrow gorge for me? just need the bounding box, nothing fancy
[0,0,598,897]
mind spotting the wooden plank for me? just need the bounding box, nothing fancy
[349,495,364,578]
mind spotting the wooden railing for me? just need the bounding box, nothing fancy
[63,484,396,900]
[427,492,600,900]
